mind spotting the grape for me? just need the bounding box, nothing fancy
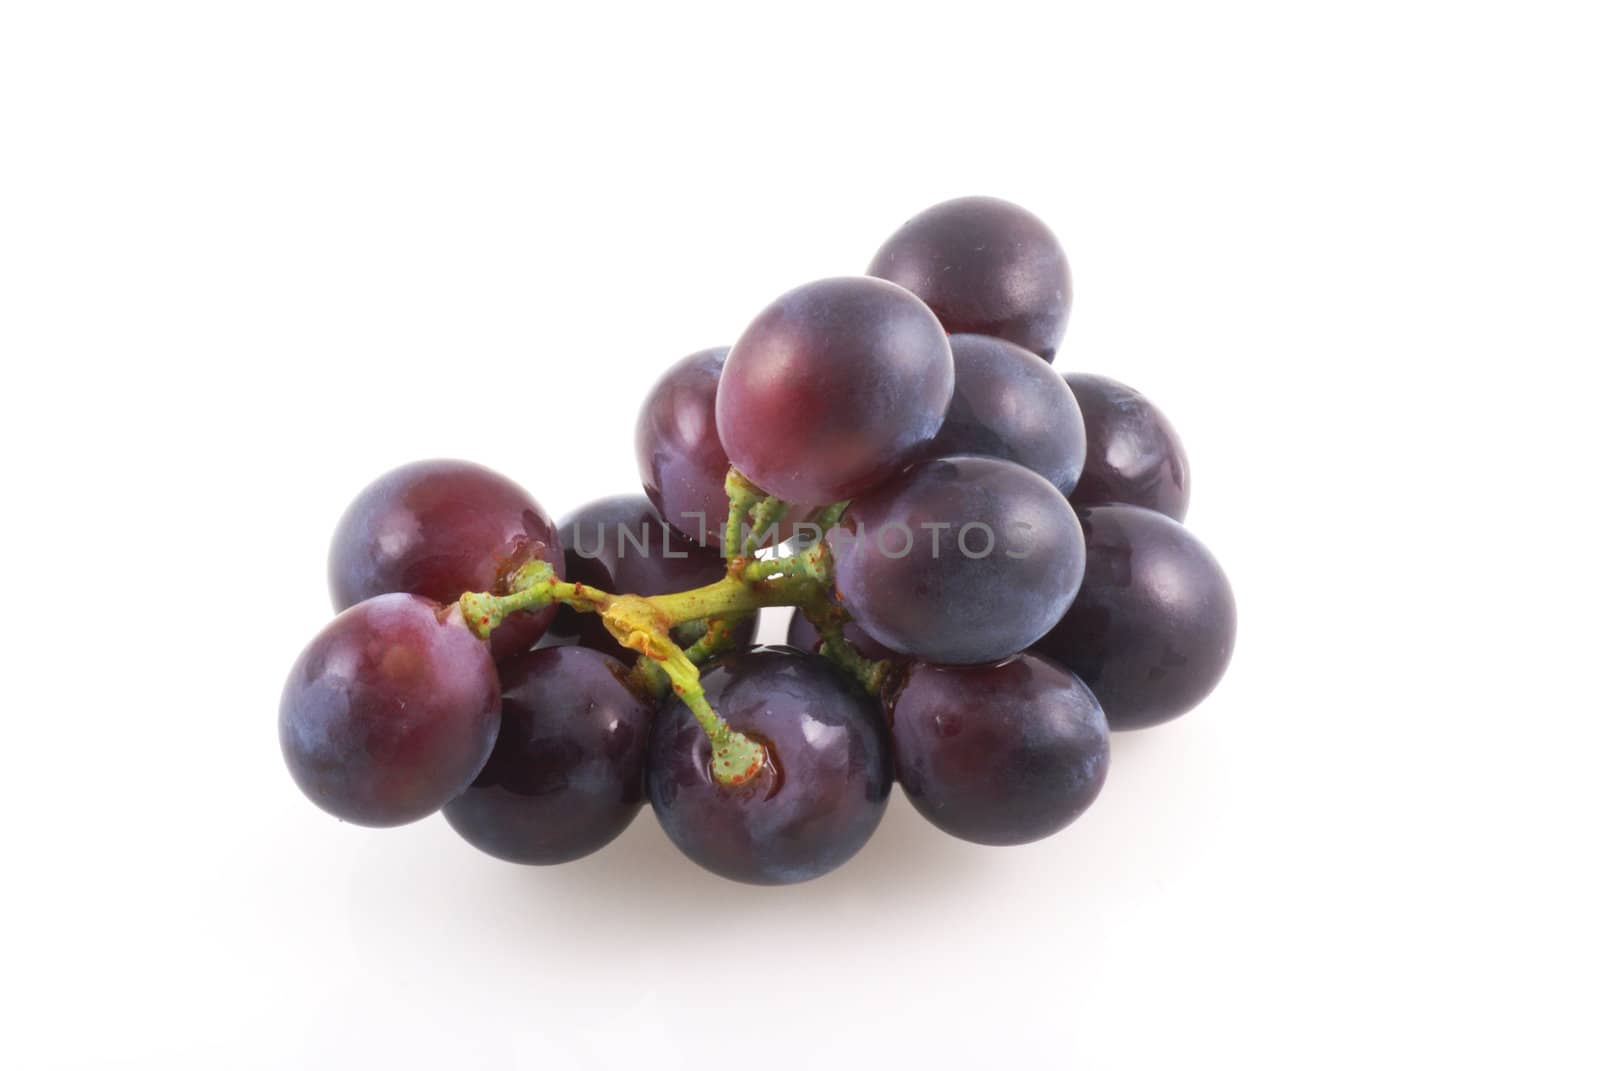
[1032,504,1234,730]
[929,334,1087,492]
[828,456,1085,665]
[1066,373,1190,520]
[634,346,734,546]
[443,647,652,865]
[889,655,1109,846]
[279,594,501,827]
[328,459,562,660]
[633,347,804,547]
[646,647,892,885]
[716,276,954,504]
[543,494,755,659]
[784,609,902,664]
[868,197,1071,361]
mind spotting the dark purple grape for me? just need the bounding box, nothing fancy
[1033,504,1234,730]
[1066,373,1190,521]
[279,594,501,827]
[542,495,754,660]
[716,276,954,504]
[328,459,562,660]
[443,647,652,865]
[829,456,1085,665]
[888,655,1109,846]
[646,647,892,885]
[930,334,1087,492]
[868,197,1071,361]
[634,346,734,546]
[784,609,902,664]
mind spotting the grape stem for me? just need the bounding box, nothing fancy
[722,469,765,558]
[743,497,789,558]
[458,469,890,785]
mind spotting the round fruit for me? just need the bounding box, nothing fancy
[1066,373,1190,520]
[646,647,892,885]
[279,594,501,827]
[868,196,1071,361]
[930,334,1087,492]
[889,654,1109,845]
[444,647,652,865]
[716,276,954,503]
[328,459,562,659]
[829,456,1085,665]
[1033,504,1234,729]
[634,346,735,546]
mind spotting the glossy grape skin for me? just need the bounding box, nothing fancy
[542,495,755,660]
[328,459,562,660]
[889,655,1109,846]
[784,609,902,664]
[829,456,1085,665]
[868,197,1071,361]
[1066,373,1191,521]
[1033,504,1234,730]
[443,647,652,865]
[634,347,734,546]
[716,276,955,504]
[633,347,804,548]
[646,647,892,885]
[279,594,501,827]
[929,334,1087,492]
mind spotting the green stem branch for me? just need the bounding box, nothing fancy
[722,470,766,557]
[743,496,789,557]
[456,473,887,784]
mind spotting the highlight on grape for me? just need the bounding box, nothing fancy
[279,196,1237,886]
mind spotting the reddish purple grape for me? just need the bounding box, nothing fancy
[888,655,1109,846]
[930,334,1087,492]
[868,197,1071,361]
[543,495,754,659]
[279,594,501,827]
[646,647,892,885]
[443,647,652,865]
[716,276,954,504]
[784,609,902,664]
[829,456,1085,665]
[1033,504,1234,730]
[328,459,562,660]
[633,347,804,547]
[634,346,734,546]
[1066,373,1191,520]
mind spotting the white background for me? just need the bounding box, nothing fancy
[3,2,1597,1067]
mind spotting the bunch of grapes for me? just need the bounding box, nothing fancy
[279,197,1237,885]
